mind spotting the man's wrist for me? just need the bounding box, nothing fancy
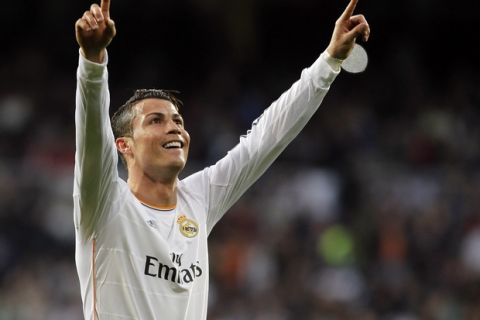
[323,50,344,72]
[80,48,106,64]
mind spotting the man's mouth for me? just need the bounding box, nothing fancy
[162,140,184,149]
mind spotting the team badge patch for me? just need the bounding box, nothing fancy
[177,215,199,238]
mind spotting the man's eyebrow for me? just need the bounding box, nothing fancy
[146,112,166,118]
[145,112,184,120]
[142,112,164,122]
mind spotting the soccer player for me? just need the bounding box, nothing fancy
[73,0,369,318]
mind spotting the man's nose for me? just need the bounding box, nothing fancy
[166,119,182,134]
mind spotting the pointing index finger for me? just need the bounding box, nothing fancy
[101,0,110,19]
[340,0,358,21]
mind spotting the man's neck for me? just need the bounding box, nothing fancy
[127,172,178,209]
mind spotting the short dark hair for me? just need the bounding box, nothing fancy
[112,89,183,139]
[111,89,183,166]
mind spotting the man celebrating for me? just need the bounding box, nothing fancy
[73,0,369,318]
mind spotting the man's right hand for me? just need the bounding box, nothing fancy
[75,0,116,63]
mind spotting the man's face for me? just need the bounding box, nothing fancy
[124,98,190,179]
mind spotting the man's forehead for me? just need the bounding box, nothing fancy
[134,98,179,116]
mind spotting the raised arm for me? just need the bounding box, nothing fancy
[75,0,116,63]
[184,0,370,233]
[73,0,118,239]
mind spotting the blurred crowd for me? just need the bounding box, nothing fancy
[1,0,479,319]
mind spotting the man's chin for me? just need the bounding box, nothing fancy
[155,151,188,174]
[167,159,187,173]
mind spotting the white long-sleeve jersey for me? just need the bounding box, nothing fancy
[73,51,340,320]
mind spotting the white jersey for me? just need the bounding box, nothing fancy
[73,51,340,320]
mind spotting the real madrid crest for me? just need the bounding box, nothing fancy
[177,215,199,238]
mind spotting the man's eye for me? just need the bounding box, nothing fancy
[151,118,161,124]
[175,120,184,126]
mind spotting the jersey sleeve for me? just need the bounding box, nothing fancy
[182,52,342,235]
[73,51,119,240]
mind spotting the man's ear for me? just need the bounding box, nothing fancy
[116,137,132,156]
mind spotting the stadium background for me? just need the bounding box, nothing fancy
[1,0,479,318]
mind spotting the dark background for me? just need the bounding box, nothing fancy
[1,0,480,319]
